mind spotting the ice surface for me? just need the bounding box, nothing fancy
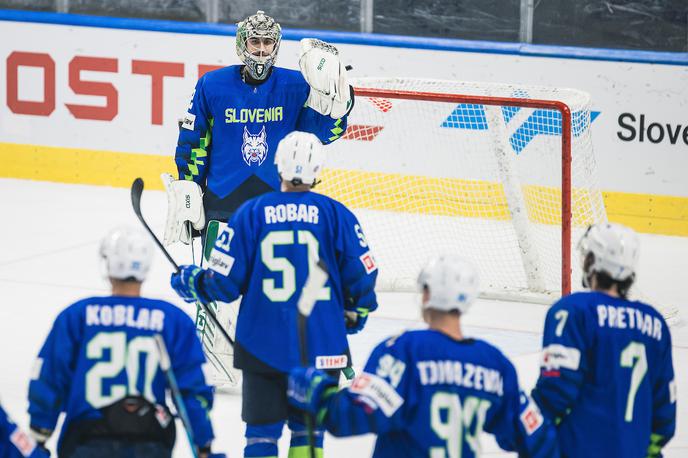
[0,179,685,457]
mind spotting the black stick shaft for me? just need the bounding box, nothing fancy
[130,177,235,347]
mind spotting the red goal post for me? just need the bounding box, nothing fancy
[319,78,607,303]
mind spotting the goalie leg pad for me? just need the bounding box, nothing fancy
[162,173,205,246]
[195,299,241,387]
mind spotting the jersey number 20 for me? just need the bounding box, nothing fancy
[85,332,159,408]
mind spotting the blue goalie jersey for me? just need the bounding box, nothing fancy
[320,330,557,458]
[531,292,676,458]
[0,404,49,458]
[28,296,214,451]
[176,65,349,199]
[200,190,378,373]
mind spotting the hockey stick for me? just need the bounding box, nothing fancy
[154,334,200,458]
[296,256,330,458]
[130,178,235,348]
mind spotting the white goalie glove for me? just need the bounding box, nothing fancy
[162,173,205,246]
[299,38,353,119]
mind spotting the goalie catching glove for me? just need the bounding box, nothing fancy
[299,38,353,119]
[162,173,205,246]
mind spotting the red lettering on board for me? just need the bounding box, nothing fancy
[6,51,55,116]
[65,56,118,121]
[132,60,184,125]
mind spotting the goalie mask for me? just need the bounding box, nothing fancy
[275,131,325,187]
[578,222,639,286]
[417,255,480,315]
[236,10,281,80]
[100,227,154,282]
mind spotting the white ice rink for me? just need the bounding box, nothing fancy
[0,179,686,457]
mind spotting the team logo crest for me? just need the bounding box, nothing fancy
[242,126,268,166]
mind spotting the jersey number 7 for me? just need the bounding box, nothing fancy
[620,341,647,422]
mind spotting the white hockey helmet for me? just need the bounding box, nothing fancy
[236,10,281,80]
[275,131,325,187]
[578,222,639,282]
[417,254,480,314]
[99,227,154,282]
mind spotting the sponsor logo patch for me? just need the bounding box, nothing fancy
[520,399,544,435]
[541,344,581,371]
[208,250,235,276]
[349,372,404,417]
[10,428,36,457]
[359,251,377,274]
[315,354,348,369]
[181,112,196,130]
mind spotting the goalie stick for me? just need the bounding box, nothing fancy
[154,334,200,458]
[296,255,330,458]
[130,178,235,348]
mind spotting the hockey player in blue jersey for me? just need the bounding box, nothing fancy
[170,131,378,457]
[288,254,559,458]
[27,228,219,458]
[0,403,49,458]
[163,10,353,245]
[162,10,354,385]
[530,223,676,458]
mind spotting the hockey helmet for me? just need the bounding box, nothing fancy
[578,222,639,283]
[236,10,281,80]
[417,254,480,314]
[275,131,325,187]
[100,227,154,282]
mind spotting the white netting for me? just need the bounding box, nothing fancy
[318,77,606,301]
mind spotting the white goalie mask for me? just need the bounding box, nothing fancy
[99,227,154,282]
[417,255,480,314]
[236,10,281,80]
[275,131,325,187]
[578,222,639,283]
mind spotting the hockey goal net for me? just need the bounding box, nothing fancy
[319,78,606,302]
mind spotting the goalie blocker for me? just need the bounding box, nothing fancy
[162,173,205,246]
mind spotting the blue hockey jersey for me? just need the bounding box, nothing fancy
[531,292,676,458]
[319,329,557,458]
[28,296,214,450]
[0,404,49,458]
[176,65,349,198]
[199,190,378,373]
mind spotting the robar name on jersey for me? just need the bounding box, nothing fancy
[85,304,165,331]
[265,203,319,224]
[416,360,504,396]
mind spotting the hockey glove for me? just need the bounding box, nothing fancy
[288,367,338,423]
[516,392,560,458]
[299,38,353,119]
[170,265,206,303]
[344,307,369,334]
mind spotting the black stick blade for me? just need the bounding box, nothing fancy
[131,177,144,218]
